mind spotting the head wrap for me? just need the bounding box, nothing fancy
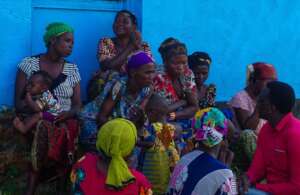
[96,118,137,189]
[43,22,74,46]
[127,51,154,71]
[246,62,277,85]
[192,107,228,148]
[188,51,211,68]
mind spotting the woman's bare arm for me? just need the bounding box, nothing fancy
[173,92,198,120]
[233,107,259,130]
[15,70,28,112]
[97,92,117,127]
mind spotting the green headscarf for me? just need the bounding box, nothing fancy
[96,118,137,190]
[43,22,74,46]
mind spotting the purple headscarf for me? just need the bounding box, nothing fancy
[127,51,154,71]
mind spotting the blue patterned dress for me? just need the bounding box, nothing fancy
[79,76,152,150]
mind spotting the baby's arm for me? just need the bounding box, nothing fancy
[25,93,43,112]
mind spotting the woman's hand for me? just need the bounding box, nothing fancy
[55,111,72,123]
[167,100,187,113]
[129,31,142,50]
[238,173,251,195]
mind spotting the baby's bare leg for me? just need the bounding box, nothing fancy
[13,113,42,134]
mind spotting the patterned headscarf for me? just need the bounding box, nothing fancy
[96,118,137,190]
[246,62,277,85]
[192,107,228,148]
[127,51,154,71]
[188,51,212,68]
[43,22,74,46]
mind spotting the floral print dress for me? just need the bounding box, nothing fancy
[153,67,197,154]
[88,38,152,101]
[153,67,196,105]
[80,76,152,151]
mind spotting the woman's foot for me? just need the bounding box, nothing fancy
[13,117,27,134]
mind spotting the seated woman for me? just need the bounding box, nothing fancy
[188,51,216,109]
[71,118,152,195]
[14,22,81,195]
[154,40,198,154]
[88,10,152,101]
[80,51,155,151]
[188,52,239,143]
[168,108,234,195]
[229,62,277,173]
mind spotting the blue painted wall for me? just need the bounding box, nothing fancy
[142,0,300,101]
[0,0,32,105]
[0,0,140,105]
[1,0,300,105]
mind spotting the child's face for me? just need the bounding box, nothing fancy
[26,75,47,96]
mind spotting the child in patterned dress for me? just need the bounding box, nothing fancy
[13,71,62,134]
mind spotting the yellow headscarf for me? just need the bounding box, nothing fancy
[96,118,137,190]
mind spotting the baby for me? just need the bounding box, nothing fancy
[13,70,62,134]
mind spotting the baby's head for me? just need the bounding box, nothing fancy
[145,93,169,123]
[26,71,53,96]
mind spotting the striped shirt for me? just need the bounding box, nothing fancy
[18,56,81,111]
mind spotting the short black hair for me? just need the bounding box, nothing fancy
[146,93,169,113]
[267,81,295,114]
[115,10,137,26]
[31,70,53,88]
